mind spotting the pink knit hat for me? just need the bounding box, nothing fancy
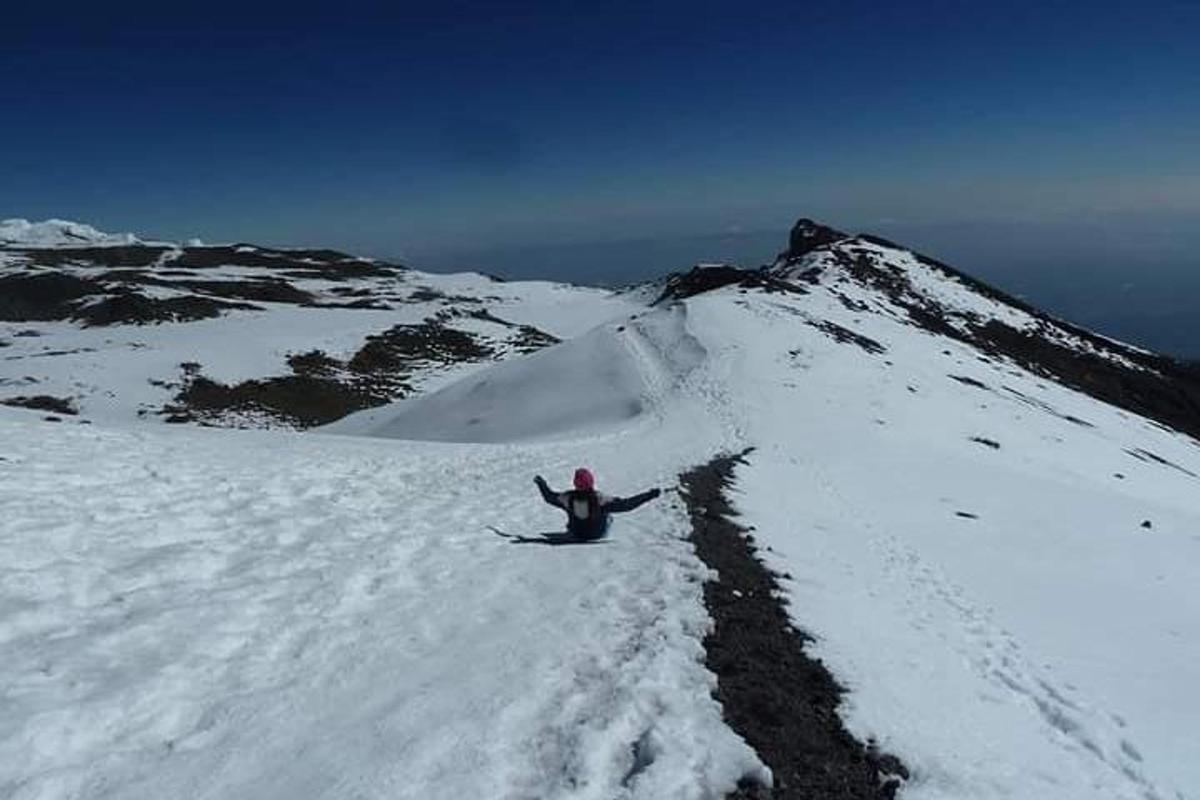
[573,467,595,491]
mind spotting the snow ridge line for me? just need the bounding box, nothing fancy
[679,450,907,800]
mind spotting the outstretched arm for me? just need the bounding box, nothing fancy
[534,475,564,509]
[602,487,661,514]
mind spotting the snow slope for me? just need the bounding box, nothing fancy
[0,406,765,800]
[333,235,1200,799]
[684,289,1199,800]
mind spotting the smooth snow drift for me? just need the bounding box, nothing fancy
[327,323,645,442]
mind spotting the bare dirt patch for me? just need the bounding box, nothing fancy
[680,452,906,799]
[1,395,78,415]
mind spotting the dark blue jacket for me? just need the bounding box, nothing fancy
[535,476,660,539]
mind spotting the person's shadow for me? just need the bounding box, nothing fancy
[488,527,609,546]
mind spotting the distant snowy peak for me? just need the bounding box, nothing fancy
[0,218,141,248]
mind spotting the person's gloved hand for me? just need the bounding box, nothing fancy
[534,475,547,487]
[649,488,662,499]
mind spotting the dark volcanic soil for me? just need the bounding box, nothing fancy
[1,395,78,415]
[656,265,807,304]
[158,316,516,427]
[680,452,906,800]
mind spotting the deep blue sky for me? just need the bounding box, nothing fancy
[5,1,1200,355]
[5,1,1197,251]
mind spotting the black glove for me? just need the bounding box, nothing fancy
[649,488,662,499]
[534,475,547,487]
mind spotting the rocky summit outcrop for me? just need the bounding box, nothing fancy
[783,218,846,259]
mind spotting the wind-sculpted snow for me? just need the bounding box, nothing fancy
[327,305,704,442]
[0,411,765,800]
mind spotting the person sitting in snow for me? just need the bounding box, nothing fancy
[534,468,661,541]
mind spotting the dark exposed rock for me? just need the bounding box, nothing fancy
[0,272,98,321]
[160,317,499,428]
[74,293,258,327]
[347,319,494,374]
[172,245,398,278]
[0,394,78,415]
[805,320,886,355]
[463,308,561,352]
[969,319,1200,442]
[680,451,907,800]
[655,265,807,304]
[949,375,988,389]
[10,245,170,268]
[287,350,343,378]
[1124,447,1197,478]
[172,245,295,270]
[784,218,846,259]
[166,374,383,428]
[174,279,313,305]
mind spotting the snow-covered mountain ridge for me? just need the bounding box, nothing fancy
[775,219,1200,441]
[2,217,1198,799]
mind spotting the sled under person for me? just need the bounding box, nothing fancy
[534,468,661,541]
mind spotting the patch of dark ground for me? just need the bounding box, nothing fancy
[656,265,808,304]
[172,278,314,305]
[948,374,988,389]
[407,286,494,305]
[679,451,906,799]
[162,371,385,428]
[0,270,262,325]
[0,272,97,321]
[998,385,1095,428]
[159,314,537,427]
[1,395,78,415]
[170,245,400,278]
[3,244,404,324]
[804,319,886,355]
[1125,447,1198,478]
[76,293,259,326]
[9,245,169,268]
[462,308,561,352]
